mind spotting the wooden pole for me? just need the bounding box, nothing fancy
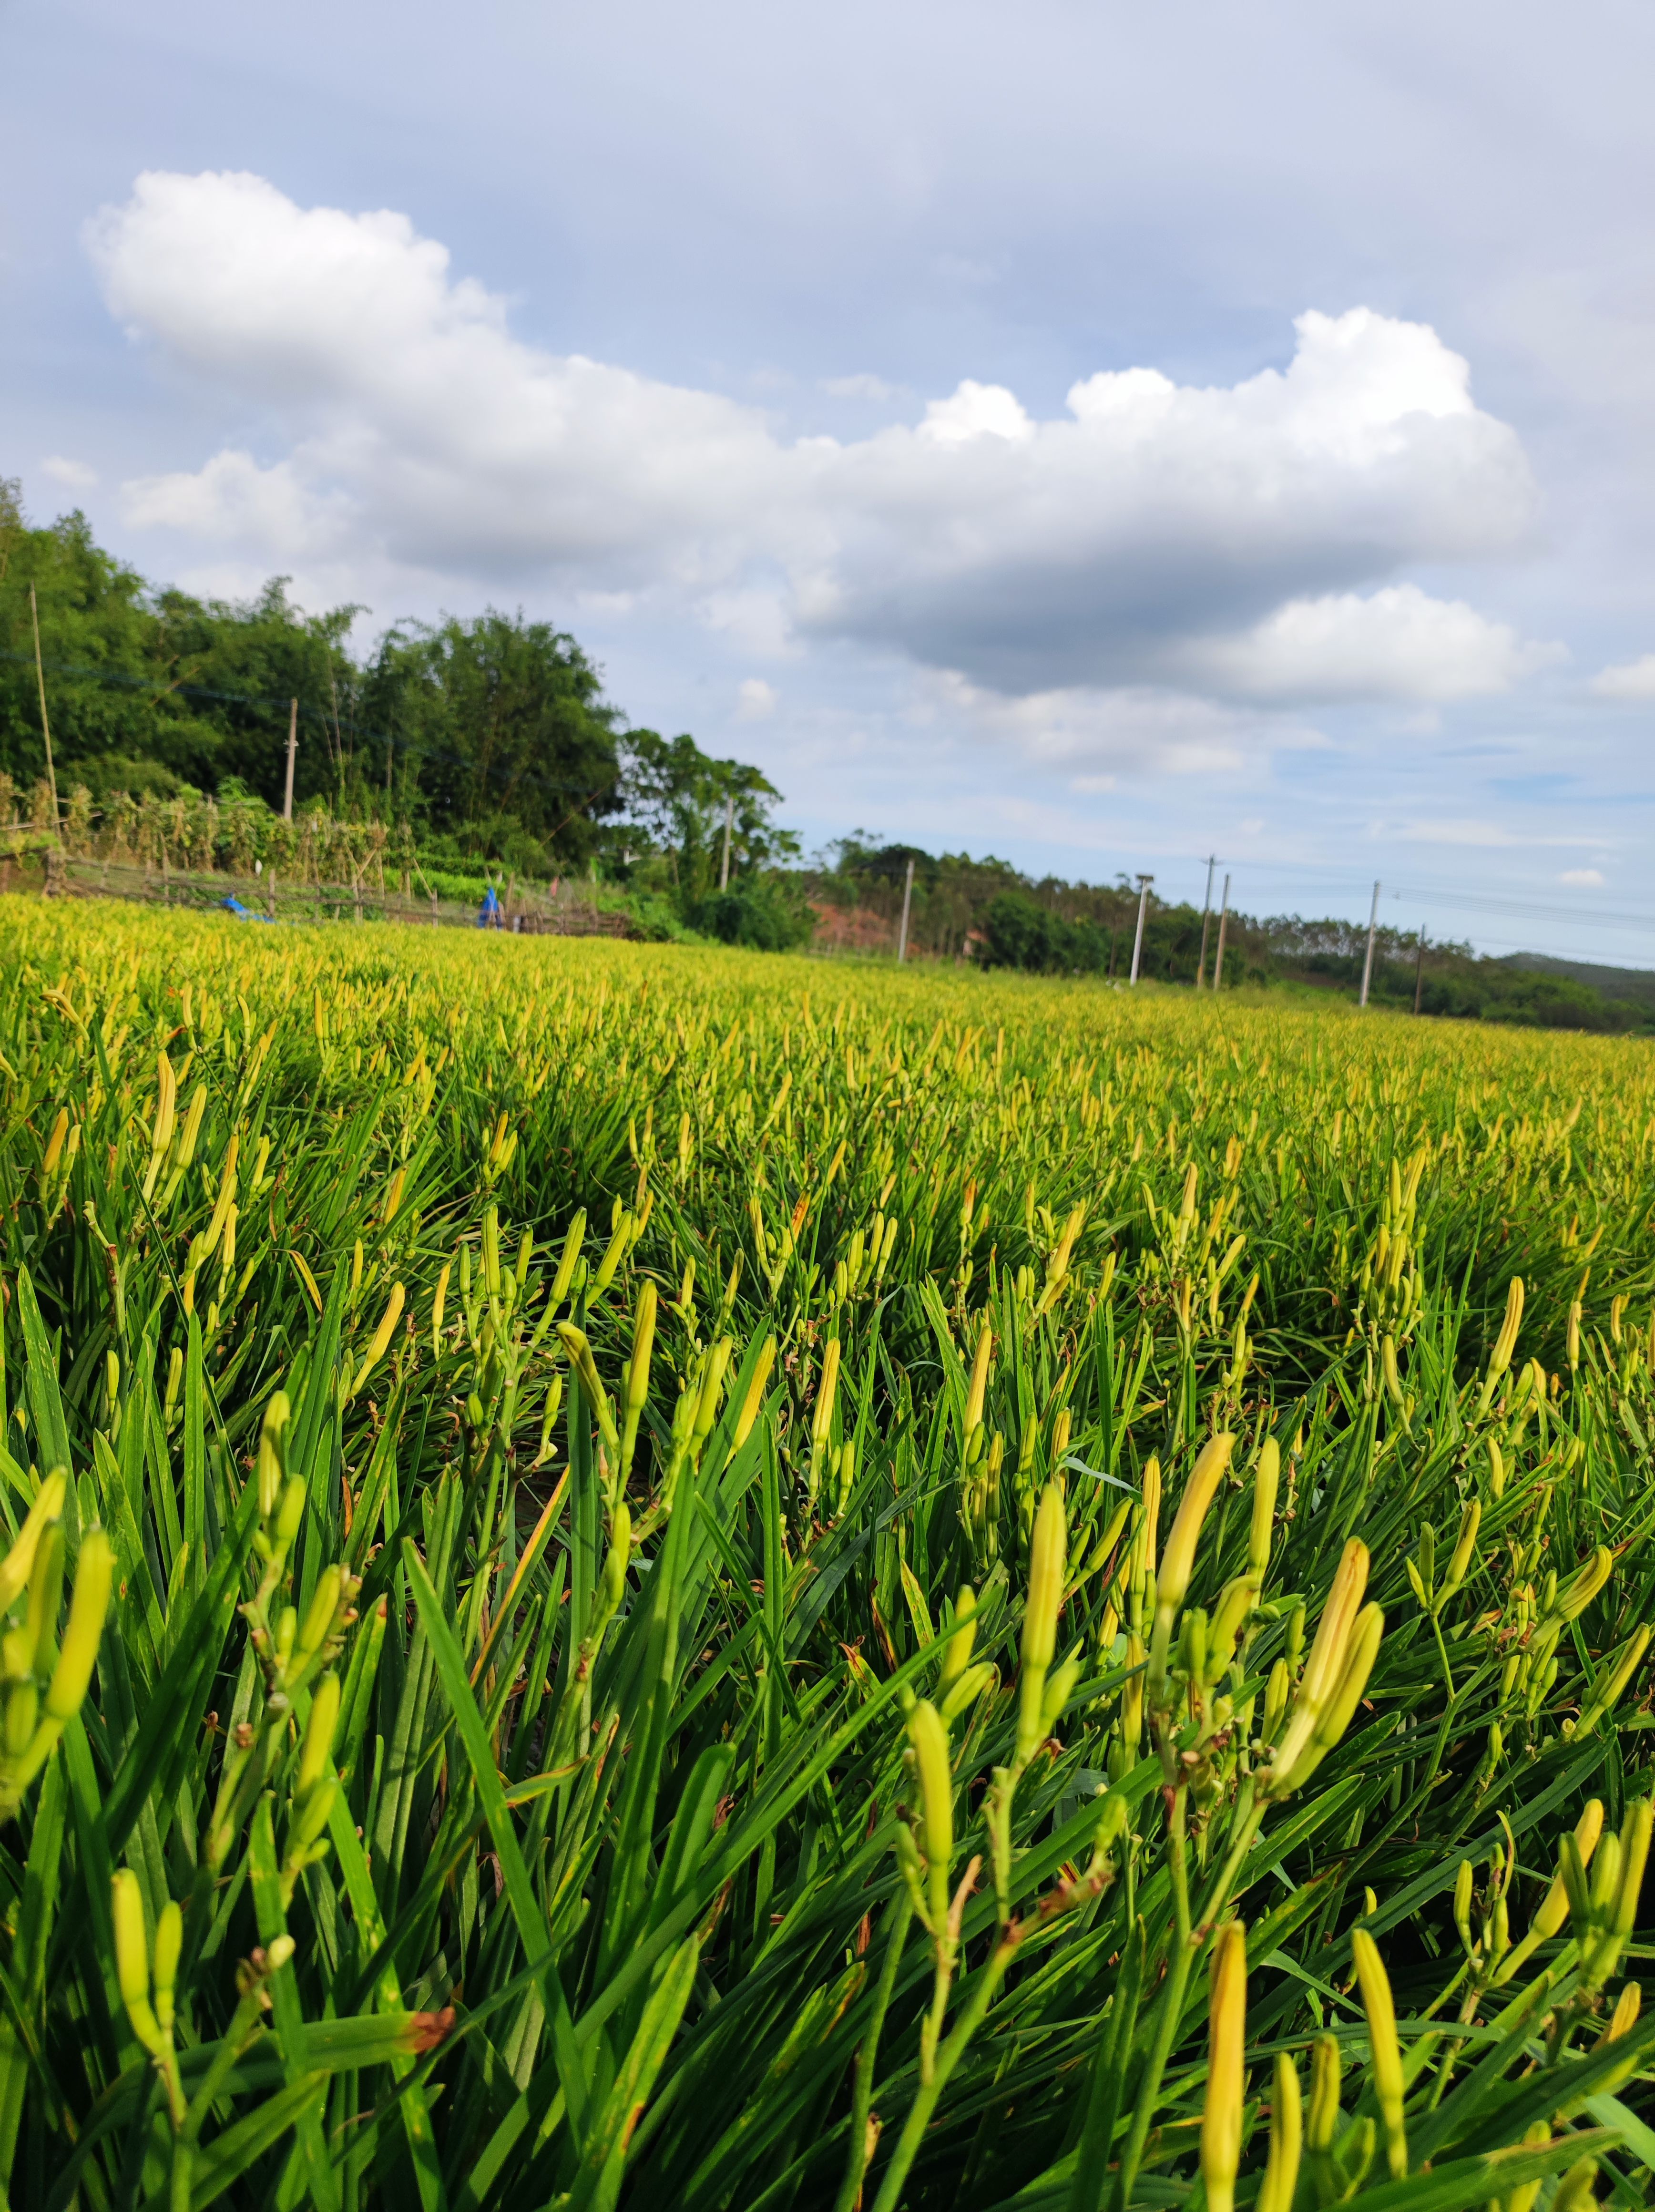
[896,856,915,963]
[28,585,59,830]
[1129,874,1153,983]
[283,699,298,820]
[1359,880,1381,1008]
[719,794,734,891]
[1213,874,1231,990]
[1195,853,1217,988]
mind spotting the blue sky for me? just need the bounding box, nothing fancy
[6,0,1655,961]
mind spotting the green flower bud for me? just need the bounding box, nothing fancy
[44,1529,112,1722]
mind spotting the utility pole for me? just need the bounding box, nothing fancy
[283,699,298,821]
[1195,854,1218,988]
[1129,873,1154,983]
[1359,880,1381,1008]
[28,585,58,828]
[896,855,915,963]
[719,793,734,891]
[1213,873,1232,991]
[1413,924,1426,1015]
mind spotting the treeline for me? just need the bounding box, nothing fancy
[812,840,1654,1033]
[5,489,1644,1024]
[0,484,809,943]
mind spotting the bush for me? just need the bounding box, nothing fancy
[974,891,1108,974]
[692,877,815,951]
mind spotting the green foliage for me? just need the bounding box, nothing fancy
[362,612,622,863]
[0,909,1649,2205]
[692,875,815,950]
[974,891,1110,974]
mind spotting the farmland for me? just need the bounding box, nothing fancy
[0,899,1652,2209]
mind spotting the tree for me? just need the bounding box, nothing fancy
[617,730,797,902]
[363,612,622,863]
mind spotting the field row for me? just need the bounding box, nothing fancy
[0,902,1650,2209]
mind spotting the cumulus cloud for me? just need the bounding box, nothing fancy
[913,669,1319,778]
[1559,868,1605,885]
[1399,819,1594,848]
[87,170,1553,727]
[1185,586,1563,703]
[1589,653,1655,700]
[40,455,99,490]
[736,676,778,719]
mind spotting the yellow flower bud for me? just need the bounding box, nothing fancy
[1022,1484,1068,1676]
[1556,1546,1614,1623]
[1351,1929,1407,2180]
[731,1339,776,1456]
[24,1524,64,1679]
[1156,1434,1234,1621]
[296,1567,342,1668]
[906,1699,954,1880]
[44,1529,112,1722]
[1265,1543,1369,1795]
[153,1900,182,2033]
[112,1869,149,2012]
[1306,2033,1340,2158]
[811,1337,841,1454]
[276,1475,306,1551]
[1201,1920,1246,2212]
[298,1673,340,1798]
[549,1212,586,1308]
[964,1322,992,1436]
[627,1280,658,1415]
[350,1282,405,1397]
[604,1504,631,1610]
[255,1393,291,1522]
[1491,1275,1524,1374]
[938,1587,977,1693]
[1257,2051,1302,2212]
[0,1472,67,1619]
[939,1659,997,1725]
[1441,1498,1481,1602]
[692,1338,733,1445]
[1248,1439,1279,1577]
[430,1261,450,1355]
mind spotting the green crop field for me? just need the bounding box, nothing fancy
[0,899,1651,2211]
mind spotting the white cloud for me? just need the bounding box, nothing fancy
[917,668,1319,778]
[823,373,900,402]
[1590,653,1655,700]
[40,455,99,489]
[1397,818,1594,848]
[736,676,778,720]
[1559,867,1606,885]
[1185,586,1563,704]
[87,171,1548,734]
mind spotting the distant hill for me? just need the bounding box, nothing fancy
[1497,951,1655,1011]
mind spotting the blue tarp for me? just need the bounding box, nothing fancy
[477,885,502,928]
[220,896,276,923]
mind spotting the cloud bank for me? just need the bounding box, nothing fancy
[88,170,1557,753]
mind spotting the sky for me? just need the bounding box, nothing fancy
[5,0,1655,963]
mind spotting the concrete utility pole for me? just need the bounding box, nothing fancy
[1413,924,1426,1015]
[896,855,915,963]
[719,793,734,891]
[1129,873,1154,983]
[1359,880,1381,1008]
[1195,854,1218,988]
[1213,873,1232,991]
[28,585,58,828]
[283,699,298,821]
